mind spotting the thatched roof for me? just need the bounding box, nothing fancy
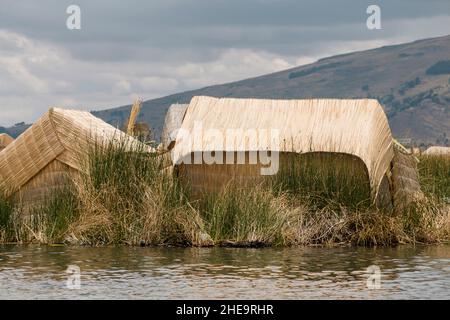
[423,146,450,156]
[0,133,14,151]
[0,107,142,196]
[161,103,188,150]
[173,96,394,199]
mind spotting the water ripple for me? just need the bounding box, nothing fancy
[0,245,449,299]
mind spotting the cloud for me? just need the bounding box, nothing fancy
[0,1,449,125]
[139,77,179,92]
[172,49,314,88]
[0,29,309,125]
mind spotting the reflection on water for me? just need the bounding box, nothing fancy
[0,245,449,299]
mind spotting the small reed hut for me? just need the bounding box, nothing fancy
[0,107,141,208]
[161,103,188,151]
[172,96,421,209]
[423,146,450,156]
[0,133,14,152]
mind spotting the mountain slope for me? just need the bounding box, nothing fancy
[93,35,450,146]
[4,35,450,146]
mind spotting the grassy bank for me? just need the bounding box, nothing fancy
[197,182,448,246]
[0,143,448,246]
[418,155,450,201]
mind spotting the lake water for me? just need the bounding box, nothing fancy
[0,244,449,299]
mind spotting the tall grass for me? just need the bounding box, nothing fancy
[198,183,304,245]
[197,185,448,246]
[67,139,211,246]
[0,191,13,242]
[0,187,79,244]
[194,152,448,246]
[418,155,450,201]
[0,141,448,247]
[270,152,372,209]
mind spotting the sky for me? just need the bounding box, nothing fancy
[0,0,449,126]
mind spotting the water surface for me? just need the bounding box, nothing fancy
[0,245,449,299]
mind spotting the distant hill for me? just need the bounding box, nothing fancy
[4,35,450,146]
[0,122,31,139]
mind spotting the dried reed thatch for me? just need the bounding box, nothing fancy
[0,108,144,208]
[423,146,450,156]
[173,96,394,202]
[0,133,14,152]
[161,103,188,151]
[391,147,423,213]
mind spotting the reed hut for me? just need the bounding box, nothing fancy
[423,146,450,156]
[161,103,188,151]
[172,96,397,206]
[0,133,14,152]
[0,107,142,208]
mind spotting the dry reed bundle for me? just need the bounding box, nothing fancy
[126,98,142,136]
[161,103,188,151]
[391,148,423,213]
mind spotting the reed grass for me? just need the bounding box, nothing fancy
[66,139,211,246]
[418,155,450,201]
[0,140,448,247]
[195,151,448,246]
[269,152,372,210]
[196,186,448,246]
[0,191,13,242]
[198,183,304,245]
[0,187,79,244]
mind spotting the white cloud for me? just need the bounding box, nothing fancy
[0,56,49,93]
[0,10,449,126]
[171,49,313,88]
[113,80,131,95]
[0,30,313,125]
[139,76,179,92]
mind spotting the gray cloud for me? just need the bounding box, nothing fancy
[0,0,449,125]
